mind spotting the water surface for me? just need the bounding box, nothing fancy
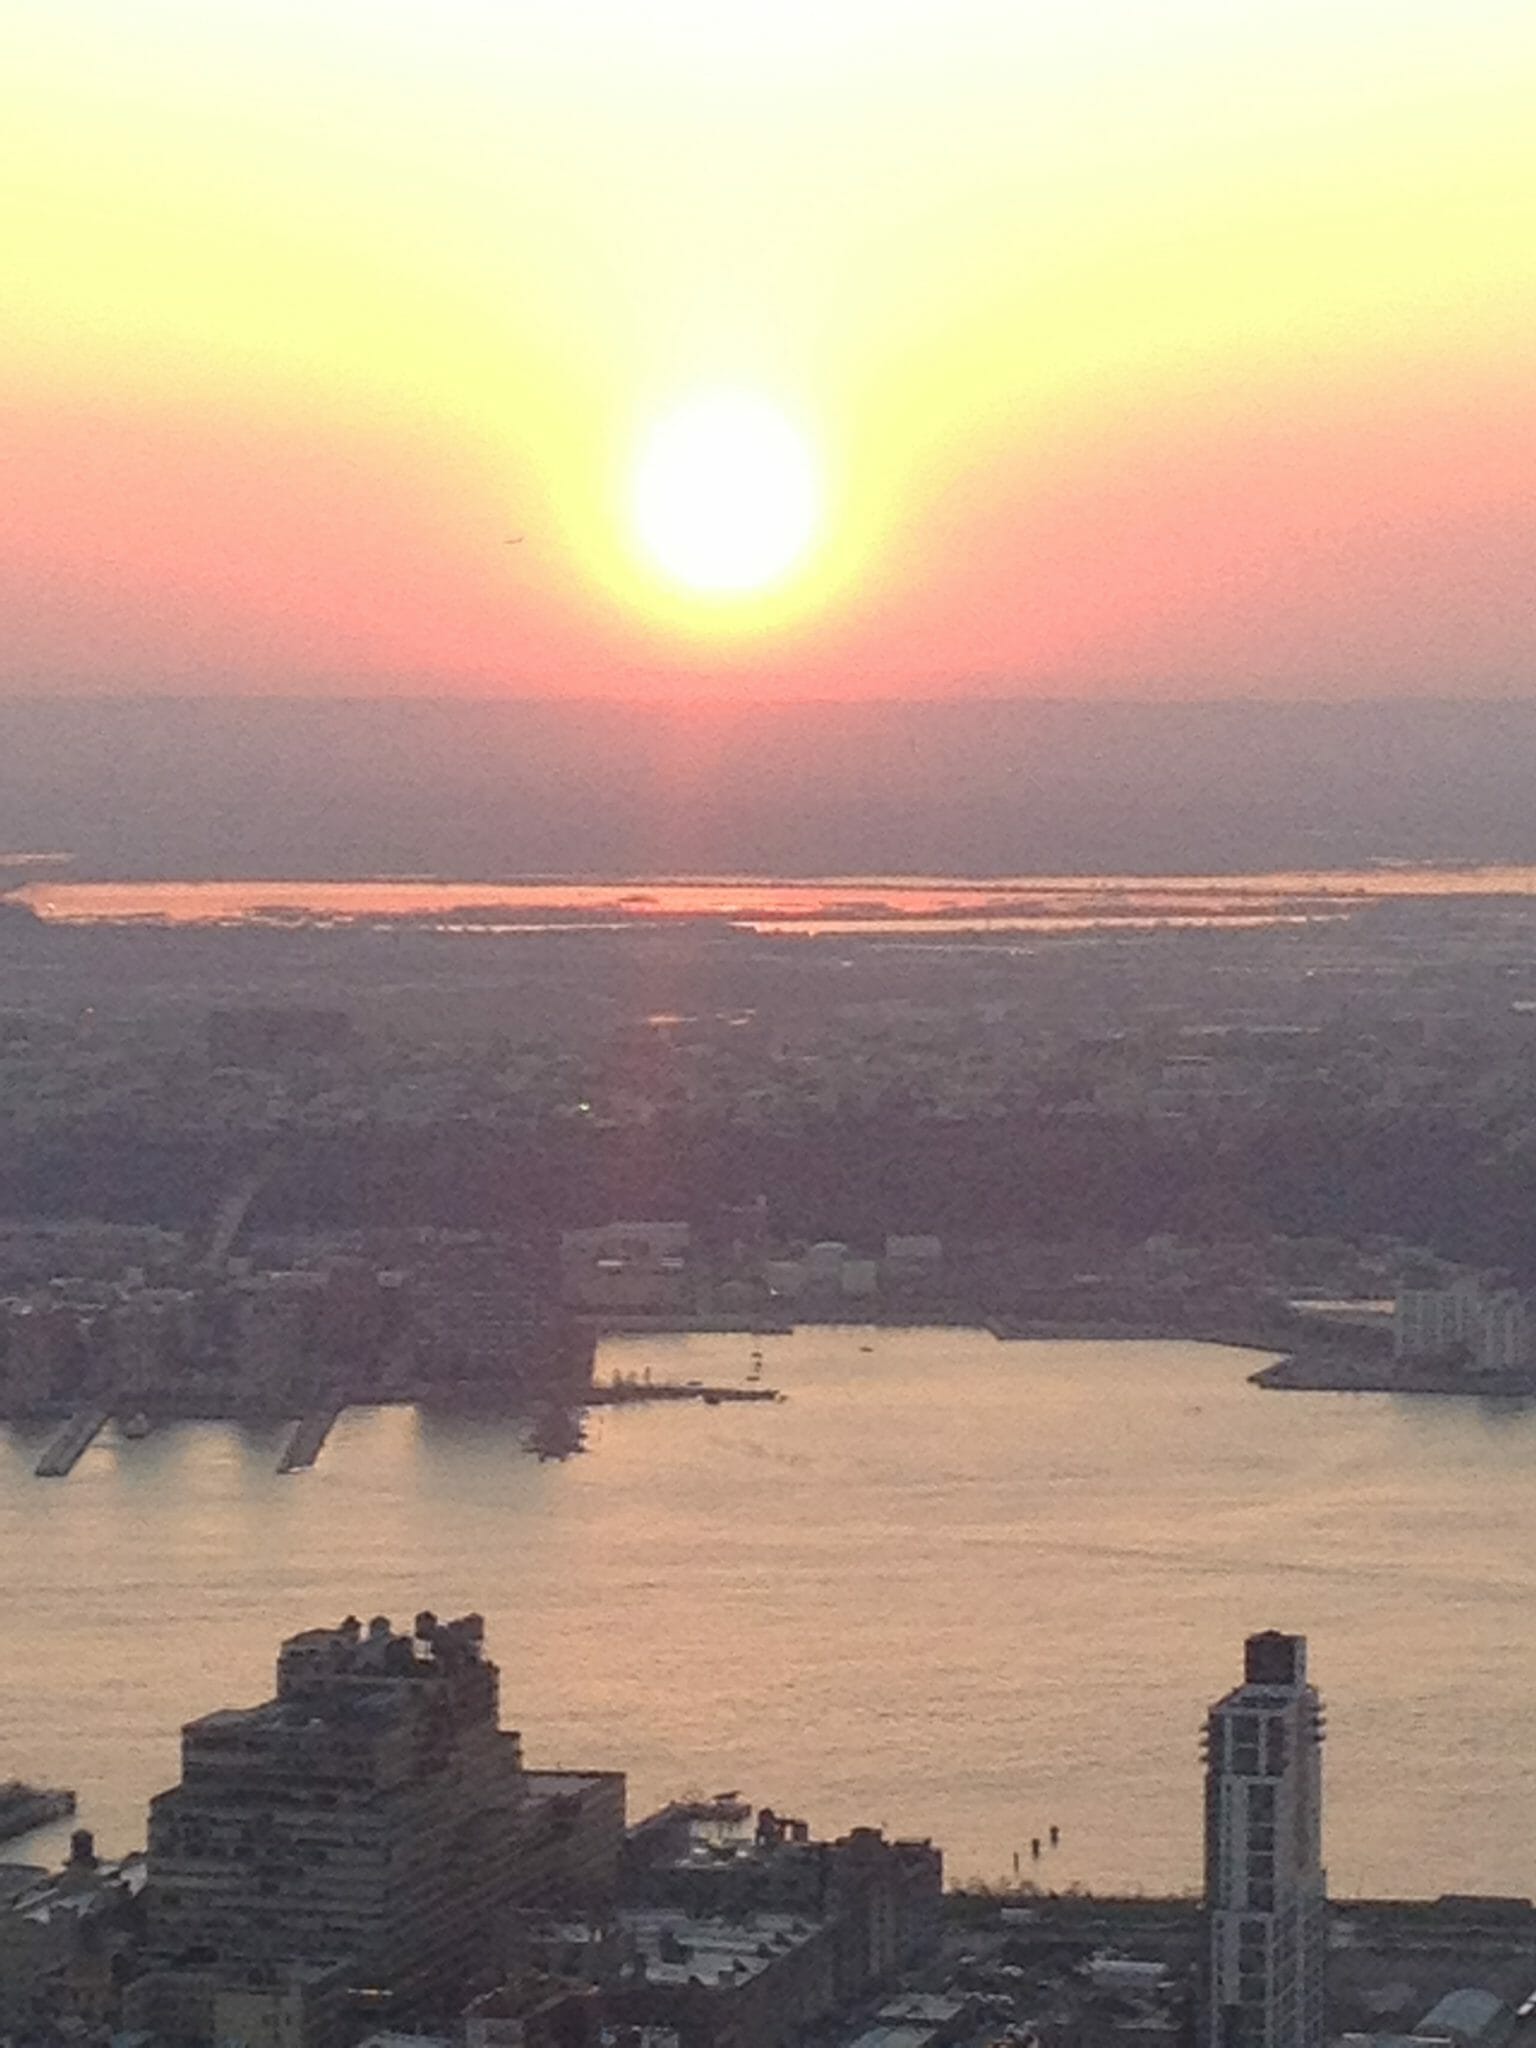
[3,1329,1534,1897]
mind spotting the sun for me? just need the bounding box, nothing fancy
[631,391,821,597]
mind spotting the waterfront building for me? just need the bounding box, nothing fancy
[409,1240,595,1400]
[0,1831,145,2036]
[1202,1632,1326,2048]
[140,1611,624,2032]
[1393,1274,1481,1361]
[1473,1289,1536,1372]
[0,1296,92,1410]
[100,1284,198,1395]
[1393,1272,1536,1372]
[623,1797,941,2002]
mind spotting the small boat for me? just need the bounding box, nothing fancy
[121,1413,152,1439]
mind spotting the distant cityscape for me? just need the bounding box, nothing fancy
[11,896,1536,1457]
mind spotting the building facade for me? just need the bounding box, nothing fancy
[141,1612,620,2029]
[1394,1271,1536,1373]
[1394,1277,1481,1361]
[1202,1632,1326,2048]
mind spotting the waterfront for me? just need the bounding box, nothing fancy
[3,1327,1536,1896]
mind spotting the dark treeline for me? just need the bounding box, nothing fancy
[3,1108,1532,1277]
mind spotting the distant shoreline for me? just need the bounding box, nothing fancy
[8,1320,1524,1431]
[602,1310,1527,1402]
[18,864,1536,933]
[1251,1353,1536,1398]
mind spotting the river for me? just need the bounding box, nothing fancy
[3,1328,1534,1897]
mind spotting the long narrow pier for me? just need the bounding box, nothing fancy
[34,1405,111,1478]
[586,1382,783,1407]
[277,1407,342,1474]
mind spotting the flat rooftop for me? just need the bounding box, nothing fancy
[618,1908,820,1988]
[844,2027,941,2048]
[525,1770,624,1796]
[189,1691,404,1736]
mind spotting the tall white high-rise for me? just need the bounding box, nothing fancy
[1202,1632,1326,2048]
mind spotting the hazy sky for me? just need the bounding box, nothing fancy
[4,1,1534,698]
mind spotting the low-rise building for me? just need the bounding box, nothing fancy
[126,1958,352,2048]
[604,1908,836,2048]
[0,1832,145,2036]
[624,1800,941,2005]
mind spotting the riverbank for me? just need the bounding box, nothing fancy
[13,1311,1511,1431]
[947,1888,1536,1932]
[1254,1353,1536,1396]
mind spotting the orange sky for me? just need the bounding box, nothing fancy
[3,1,1534,698]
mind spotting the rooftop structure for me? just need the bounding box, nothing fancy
[1415,1991,1513,2048]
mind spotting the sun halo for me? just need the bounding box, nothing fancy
[630,391,822,601]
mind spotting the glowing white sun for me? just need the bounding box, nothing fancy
[632,391,820,596]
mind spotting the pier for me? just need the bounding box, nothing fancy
[277,1407,341,1473]
[586,1381,783,1407]
[34,1405,111,1478]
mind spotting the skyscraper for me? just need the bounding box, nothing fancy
[1201,1631,1326,2048]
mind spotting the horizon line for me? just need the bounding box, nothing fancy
[4,691,1536,713]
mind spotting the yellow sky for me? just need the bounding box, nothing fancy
[3,0,1534,693]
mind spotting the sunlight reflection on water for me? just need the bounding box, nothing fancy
[5,1329,1536,1896]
